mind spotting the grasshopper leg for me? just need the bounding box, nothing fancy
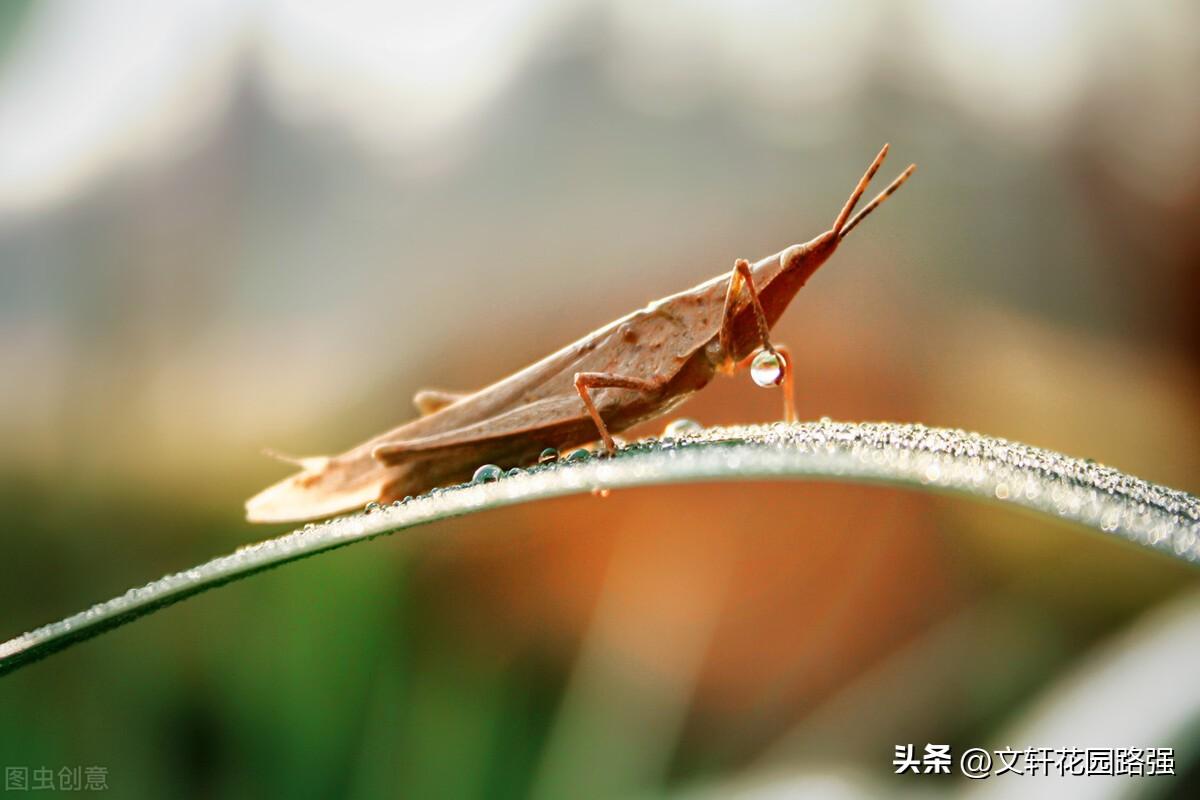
[720,259,797,423]
[574,372,661,455]
[412,388,469,416]
[719,259,775,370]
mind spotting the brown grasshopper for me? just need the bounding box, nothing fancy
[246,144,914,523]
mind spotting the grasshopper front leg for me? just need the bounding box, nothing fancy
[719,259,797,423]
[574,372,663,455]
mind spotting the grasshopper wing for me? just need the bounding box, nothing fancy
[372,394,595,466]
[248,397,593,523]
[245,450,406,523]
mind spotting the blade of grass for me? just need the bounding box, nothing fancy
[2,420,1197,676]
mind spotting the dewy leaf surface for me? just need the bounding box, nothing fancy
[2,420,1197,676]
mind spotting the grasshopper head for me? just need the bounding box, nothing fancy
[760,145,915,327]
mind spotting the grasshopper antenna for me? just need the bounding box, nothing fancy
[839,163,916,239]
[832,143,889,235]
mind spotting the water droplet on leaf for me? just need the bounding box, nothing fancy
[664,418,702,437]
[472,464,502,483]
[538,447,559,464]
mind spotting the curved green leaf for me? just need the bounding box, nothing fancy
[2,420,1197,676]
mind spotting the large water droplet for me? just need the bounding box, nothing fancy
[566,448,591,462]
[472,464,502,483]
[538,447,559,464]
[664,418,702,437]
[750,349,785,387]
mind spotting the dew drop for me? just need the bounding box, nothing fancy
[403,495,414,504]
[664,418,702,437]
[566,448,591,462]
[538,447,560,464]
[506,467,524,477]
[994,483,1010,500]
[472,464,503,483]
[364,501,382,514]
[750,349,785,387]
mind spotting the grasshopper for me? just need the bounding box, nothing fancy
[246,144,914,523]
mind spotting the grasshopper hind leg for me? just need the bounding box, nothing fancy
[574,372,663,455]
[413,388,469,416]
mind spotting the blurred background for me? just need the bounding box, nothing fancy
[1,1,1198,797]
